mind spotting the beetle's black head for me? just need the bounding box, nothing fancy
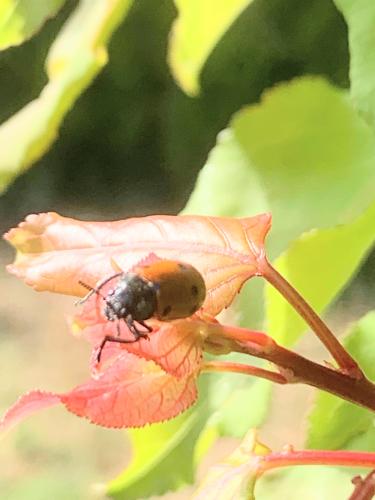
[104,273,157,322]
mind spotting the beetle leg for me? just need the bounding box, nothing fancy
[96,335,140,363]
[137,320,153,333]
[125,316,150,340]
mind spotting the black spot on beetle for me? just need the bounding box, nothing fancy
[191,285,199,296]
[178,263,188,270]
[162,305,172,317]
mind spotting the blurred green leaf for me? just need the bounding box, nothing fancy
[333,0,375,127]
[265,201,375,347]
[107,406,208,499]
[256,466,354,500]
[168,0,253,95]
[208,369,272,438]
[183,77,375,259]
[345,425,375,452]
[0,0,65,50]
[0,0,133,194]
[306,311,375,450]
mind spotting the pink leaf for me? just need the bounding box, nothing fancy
[61,352,198,428]
[86,319,204,379]
[0,390,60,434]
[4,211,271,316]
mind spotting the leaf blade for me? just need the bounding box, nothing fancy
[306,311,375,450]
[4,211,271,316]
[168,0,254,95]
[0,0,65,50]
[0,0,133,193]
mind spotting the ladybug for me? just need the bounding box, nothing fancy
[78,259,206,362]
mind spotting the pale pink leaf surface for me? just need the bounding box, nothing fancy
[60,352,198,428]
[0,391,60,434]
[192,430,269,500]
[4,211,271,316]
[87,320,203,379]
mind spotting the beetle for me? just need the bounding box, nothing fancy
[78,259,206,362]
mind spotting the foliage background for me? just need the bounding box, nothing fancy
[1,0,375,498]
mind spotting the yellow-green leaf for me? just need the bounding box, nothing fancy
[0,0,133,194]
[0,0,65,50]
[265,200,375,347]
[169,0,253,95]
[333,0,375,127]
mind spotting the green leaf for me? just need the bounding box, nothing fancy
[208,369,272,438]
[168,0,253,95]
[107,406,208,500]
[0,0,66,50]
[306,311,375,450]
[265,200,375,347]
[256,466,354,500]
[333,0,375,127]
[0,0,133,194]
[183,77,375,259]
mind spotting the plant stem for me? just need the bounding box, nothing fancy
[202,322,375,412]
[257,449,375,475]
[258,256,362,378]
[348,470,375,500]
[202,360,287,384]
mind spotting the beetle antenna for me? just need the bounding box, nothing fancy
[75,273,123,306]
[75,280,107,305]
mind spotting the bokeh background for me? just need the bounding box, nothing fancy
[1,0,374,498]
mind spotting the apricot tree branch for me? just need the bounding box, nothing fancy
[202,322,375,412]
[258,256,362,378]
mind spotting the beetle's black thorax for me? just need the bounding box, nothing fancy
[104,273,157,321]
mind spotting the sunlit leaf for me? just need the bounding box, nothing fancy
[76,301,204,378]
[0,0,65,50]
[208,366,272,438]
[0,0,133,194]
[265,200,375,347]
[192,429,269,500]
[4,211,271,316]
[61,352,198,428]
[0,353,198,432]
[0,391,60,435]
[333,0,375,127]
[108,406,208,499]
[183,77,375,259]
[306,311,375,450]
[169,0,253,95]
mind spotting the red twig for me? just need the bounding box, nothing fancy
[202,322,375,412]
[257,449,375,475]
[258,256,362,379]
[202,360,287,385]
[349,470,375,500]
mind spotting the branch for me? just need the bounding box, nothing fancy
[202,322,375,412]
[258,256,362,379]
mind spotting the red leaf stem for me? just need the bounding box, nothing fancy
[259,257,362,378]
[203,322,375,412]
[258,449,375,475]
[202,360,287,384]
